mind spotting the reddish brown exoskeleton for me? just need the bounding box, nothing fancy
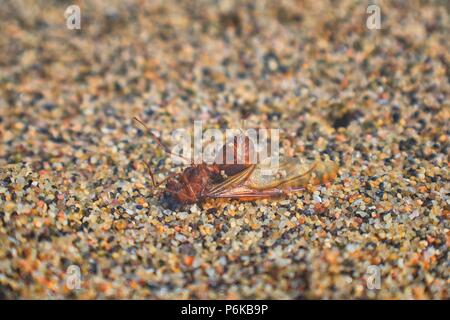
[134,117,339,209]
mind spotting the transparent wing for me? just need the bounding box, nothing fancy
[206,156,338,198]
[244,156,338,191]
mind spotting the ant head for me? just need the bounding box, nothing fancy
[161,192,183,211]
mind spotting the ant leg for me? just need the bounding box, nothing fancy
[143,161,158,188]
[142,161,181,189]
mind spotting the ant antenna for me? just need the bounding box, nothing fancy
[133,117,192,164]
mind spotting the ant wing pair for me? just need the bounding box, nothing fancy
[204,156,339,201]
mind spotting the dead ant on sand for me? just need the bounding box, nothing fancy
[134,117,338,210]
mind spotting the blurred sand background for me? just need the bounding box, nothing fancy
[0,0,448,299]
